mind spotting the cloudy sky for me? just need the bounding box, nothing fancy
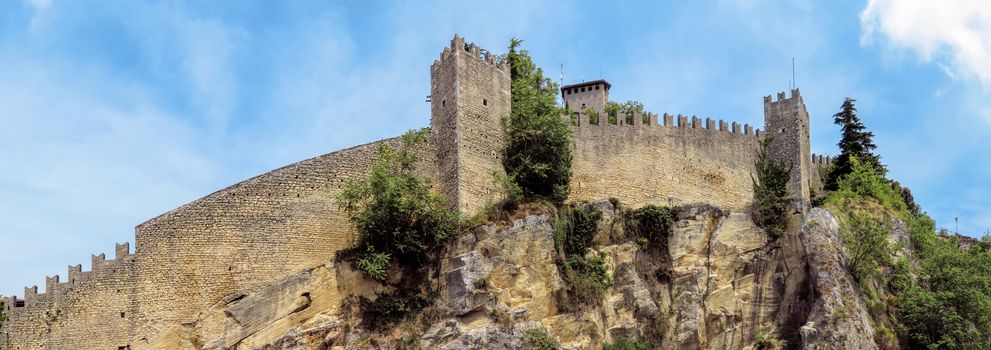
[1,0,989,297]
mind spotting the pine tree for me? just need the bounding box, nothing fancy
[826,98,884,191]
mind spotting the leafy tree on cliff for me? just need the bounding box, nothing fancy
[752,137,791,238]
[826,98,884,190]
[502,38,573,203]
[337,129,459,280]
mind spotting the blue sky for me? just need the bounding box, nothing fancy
[1,0,989,297]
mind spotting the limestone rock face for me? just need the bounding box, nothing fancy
[798,208,878,350]
[154,200,886,350]
[667,204,811,350]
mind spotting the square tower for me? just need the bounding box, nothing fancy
[561,80,610,113]
[764,88,812,212]
[430,35,512,214]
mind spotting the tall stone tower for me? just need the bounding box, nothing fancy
[764,88,812,212]
[430,35,512,214]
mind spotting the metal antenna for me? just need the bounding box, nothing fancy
[560,64,564,87]
[792,57,796,89]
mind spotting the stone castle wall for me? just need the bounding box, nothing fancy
[0,35,816,349]
[3,244,136,350]
[2,137,440,349]
[569,112,761,210]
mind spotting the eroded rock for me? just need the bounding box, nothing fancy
[799,208,878,350]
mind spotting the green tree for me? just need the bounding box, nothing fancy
[503,39,573,203]
[900,243,991,349]
[0,299,7,330]
[603,101,620,124]
[751,138,791,238]
[842,212,892,284]
[604,100,648,125]
[337,129,459,280]
[826,98,884,190]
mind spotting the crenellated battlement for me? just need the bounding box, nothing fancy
[433,34,508,74]
[568,111,762,137]
[9,242,134,309]
[764,88,803,108]
[811,153,834,167]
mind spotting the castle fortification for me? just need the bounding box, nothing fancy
[0,34,822,349]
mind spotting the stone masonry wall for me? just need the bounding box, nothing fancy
[764,89,812,209]
[129,137,438,348]
[2,244,136,350]
[569,112,761,210]
[562,81,609,113]
[430,35,511,214]
[1,136,440,349]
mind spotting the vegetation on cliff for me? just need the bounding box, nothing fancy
[826,98,885,190]
[752,137,791,238]
[502,38,573,203]
[553,206,611,309]
[602,337,652,350]
[819,99,991,349]
[337,129,459,330]
[337,129,458,279]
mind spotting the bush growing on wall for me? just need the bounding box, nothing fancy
[337,129,459,280]
[502,38,573,203]
[0,300,7,330]
[751,138,791,238]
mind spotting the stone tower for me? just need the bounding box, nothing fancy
[561,79,610,113]
[764,88,812,212]
[430,34,512,214]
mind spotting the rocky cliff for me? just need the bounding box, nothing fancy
[148,200,879,349]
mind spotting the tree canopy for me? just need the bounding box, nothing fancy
[826,98,884,190]
[751,137,791,238]
[604,100,648,125]
[502,38,573,203]
[337,129,458,279]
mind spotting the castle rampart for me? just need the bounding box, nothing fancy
[1,35,816,349]
[567,111,762,209]
[128,136,439,347]
[3,242,137,349]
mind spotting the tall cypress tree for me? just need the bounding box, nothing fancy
[826,98,884,191]
[752,137,791,238]
[502,39,573,203]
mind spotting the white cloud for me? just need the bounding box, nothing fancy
[0,59,226,296]
[861,0,991,85]
[24,0,53,29]
[25,0,51,11]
